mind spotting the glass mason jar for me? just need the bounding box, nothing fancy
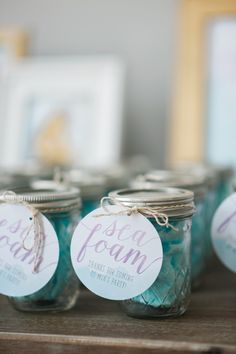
[109,187,195,318]
[198,169,219,263]
[131,170,207,288]
[64,169,107,218]
[0,180,81,312]
[173,163,220,263]
[215,166,234,208]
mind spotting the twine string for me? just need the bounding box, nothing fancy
[94,196,181,232]
[1,191,44,273]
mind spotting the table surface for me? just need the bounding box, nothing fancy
[0,261,236,354]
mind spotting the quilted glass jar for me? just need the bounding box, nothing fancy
[173,164,219,263]
[195,168,218,262]
[109,187,195,318]
[132,170,207,288]
[0,180,81,312]
[215,166,233,207]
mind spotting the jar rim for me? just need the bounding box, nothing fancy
[109,188,195,218]
[0,180,81,210]
[132,170,207,199]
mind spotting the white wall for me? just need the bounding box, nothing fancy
[0,0,178,167]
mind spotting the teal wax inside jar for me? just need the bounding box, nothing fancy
[9,210,80,312]
[81,200,100,218]
[205,189,218,262]
[216,179,233,207]
[190,199,206,287]
[122,218,191,317]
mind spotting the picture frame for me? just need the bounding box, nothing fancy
[169,0,236,166]
[0,29,27,162]
[0,29,27,56]
[1,57,124,169]
[0,29,27,79]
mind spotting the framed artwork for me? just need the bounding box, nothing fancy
[0,29,27,162]
[0,29,26,79]
[169,0,236,167]
[1,57,124,169]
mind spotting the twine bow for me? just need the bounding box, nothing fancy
[1,191,44,273]
[94,196,179,232]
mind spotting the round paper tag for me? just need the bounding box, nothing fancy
[0,204,59,296]
[211,193,236,273]
[71,205,163,300]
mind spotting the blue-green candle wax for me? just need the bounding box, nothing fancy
[6,181,81,312]
[109,187,194,318]
[131,170,207,288]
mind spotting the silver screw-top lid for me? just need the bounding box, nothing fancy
[173,163,220,189]
[0,164,57,194]
[214,165,234,180]
[131,170,207,200]
[0,180,81,212]
[63,169,107,200]
[109,188,195,218]
[1,164,55,183]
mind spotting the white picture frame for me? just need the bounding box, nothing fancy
[0,30,27,163]
[1,57,124,169]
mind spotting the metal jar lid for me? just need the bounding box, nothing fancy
[0,180,81,213]
[4,164,54,181]
[63,169,107,200]
[173,163,220,189]
[109,188,195,218]
[131,170,207,200]
[214,165,234,180]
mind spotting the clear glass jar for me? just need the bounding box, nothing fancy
[203,171,219,262]
[64,169,107,217]
[195,165,233,263]
[109,187,195,318]
[215,166,234,207]
[191,196,207,287]
[131,170,207,288]
[173,164,220,264]
[0,181,81,312]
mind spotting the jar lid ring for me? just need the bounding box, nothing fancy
[94,196,187,232]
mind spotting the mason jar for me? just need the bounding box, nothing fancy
[108,187,195,318]
[131,170,207,288]
[0,171,30,191]
[173,163,220,263]
[215,166,234,207]
[0,180,81,312]
[64,169,107,217]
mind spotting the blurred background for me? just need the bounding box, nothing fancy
[0,0,178,169]
[0,0,236,172]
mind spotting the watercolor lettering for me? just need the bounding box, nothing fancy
[77,221,161,274]
[0,218,53,273]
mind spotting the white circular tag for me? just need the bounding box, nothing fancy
[0,204,59,296]
[211,193,236,273]
[71,205,163,300]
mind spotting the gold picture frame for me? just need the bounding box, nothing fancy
[0,29,27,57]
[169,0,236,165]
